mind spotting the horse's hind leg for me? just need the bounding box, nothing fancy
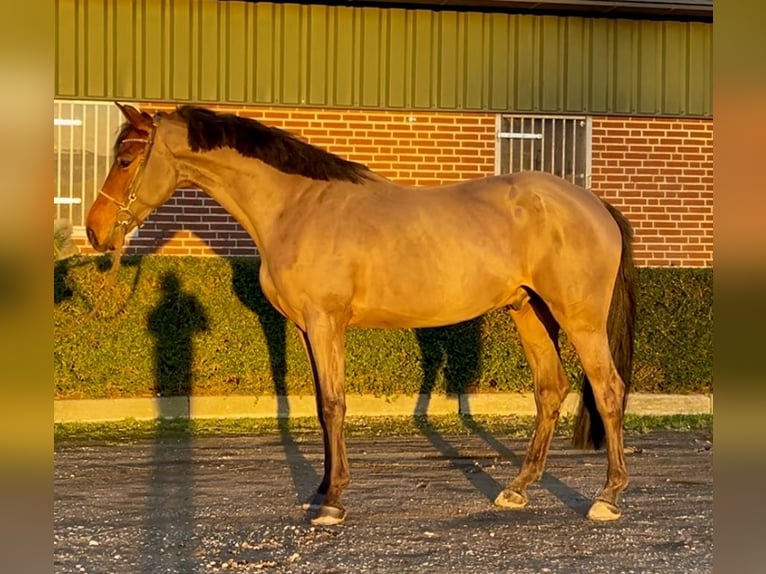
[495,294,570,509]
[300,310,351,526]
[568,329,628,521]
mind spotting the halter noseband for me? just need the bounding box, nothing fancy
[98,118,160,232]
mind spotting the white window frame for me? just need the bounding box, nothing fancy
[495,114,592,189]
[54,100,125,228]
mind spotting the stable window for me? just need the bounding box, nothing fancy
[54,100,124,227]
[495,115,591,188]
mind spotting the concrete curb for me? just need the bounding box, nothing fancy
[54,393,713,423]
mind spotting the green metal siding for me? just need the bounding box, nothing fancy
[55,0,713,117]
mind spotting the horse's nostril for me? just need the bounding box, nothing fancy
[86,227,98,249]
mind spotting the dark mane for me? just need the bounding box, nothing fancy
[174,105,371,184]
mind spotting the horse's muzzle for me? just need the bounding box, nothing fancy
[86,226,111,252]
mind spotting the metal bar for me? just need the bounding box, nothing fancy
[584,118,593,189]
[497,132,543,140]
[527,118,534,171]
[54,198,83,205]
[494,115,502,175]
[53,119,83,126]
[521,118,527,170]
[55,101,62,220]
[570,118,577,184]
[105,102,112,177]
[564,118,569,183]
[506,117,514,173]
[548,119,559,175]
[92,104,99,217]
[564,118,570,179]
[503,113,588,121]
[522,117,528,170]
[67,101,75,222]
[80,103,87,225]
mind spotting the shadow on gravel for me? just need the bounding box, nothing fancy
[412,411,503,503]
[414,319,590,516]
[460,414,592,517]
[230,259,321,504]
[145,271,208,572]
[414,321,504,502]
[135,238,321,503]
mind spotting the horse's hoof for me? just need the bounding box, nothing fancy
[494,488,528,509]
[300,493,325,511]
[587,499,622,521]
[310,505,347,526]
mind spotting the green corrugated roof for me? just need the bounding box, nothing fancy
[235,0,713,21]
[56,0,712,116]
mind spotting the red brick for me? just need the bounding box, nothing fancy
[118,103,714,266]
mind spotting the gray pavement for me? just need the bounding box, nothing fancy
[54,428,712,573]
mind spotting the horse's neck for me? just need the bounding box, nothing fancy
[175,148,310,251]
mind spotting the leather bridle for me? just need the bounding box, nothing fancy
[97,117,160,232]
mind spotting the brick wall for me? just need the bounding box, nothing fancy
[75,103,712,267]
[590,117,713,267]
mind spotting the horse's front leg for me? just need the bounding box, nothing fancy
[300,310,350,526]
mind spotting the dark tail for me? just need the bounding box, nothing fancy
[573,201,637,450]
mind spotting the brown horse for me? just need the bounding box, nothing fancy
[86,103,636,526]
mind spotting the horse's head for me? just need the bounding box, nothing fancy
[85,103,179,252]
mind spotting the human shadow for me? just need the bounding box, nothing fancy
[229,258,320,504]
[148,272,209,396]
[125,197,320,506]
[413,318,503,502]
[142,271,209,572]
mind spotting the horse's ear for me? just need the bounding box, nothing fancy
[115,102,152,132]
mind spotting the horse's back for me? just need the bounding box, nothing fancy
[428,171,621,267]
[267,170,623,329]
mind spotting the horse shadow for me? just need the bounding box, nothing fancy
[54,254,119,305]
[459,410,592,516]
[54,260,74,304]
[413,320,503,502]
[414,318,590,516]
[229,258,320,503]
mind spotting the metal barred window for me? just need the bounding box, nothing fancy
[54,100,124,227]
[495,115,591,188]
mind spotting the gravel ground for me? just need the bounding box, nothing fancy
[54,428,712,573]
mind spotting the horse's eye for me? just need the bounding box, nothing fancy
[117,157,132,169]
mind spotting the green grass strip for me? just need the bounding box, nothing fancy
[54,413,712,444]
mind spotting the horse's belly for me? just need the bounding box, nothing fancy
[349,280,512,329]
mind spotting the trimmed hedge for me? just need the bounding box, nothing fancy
[54,256,712,399]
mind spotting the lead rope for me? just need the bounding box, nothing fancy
[55,239,130,338]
